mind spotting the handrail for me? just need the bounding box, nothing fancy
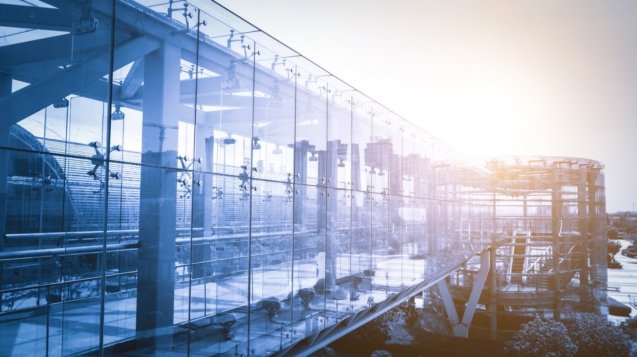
[0,242,140,261]
[4,227,201,240]
[525,245,552,273]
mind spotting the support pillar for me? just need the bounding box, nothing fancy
[426,167,438,259]
[522,194,528,284]
[325,140,339,292]
[191,125,213,279]
[577,167,589,304]
[350,143,361,222]
[317,149,327,231]
[588,168,605,308]
[551,167,561,320]
[0,73,11,309]
[488,244,497,340]
[438,250,490,338]
[136,43,180,345]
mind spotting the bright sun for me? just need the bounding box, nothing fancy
[407,63,540,160]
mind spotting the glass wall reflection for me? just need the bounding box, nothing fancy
[0,1,606,356]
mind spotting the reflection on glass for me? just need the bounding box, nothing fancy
[0,1,607,356]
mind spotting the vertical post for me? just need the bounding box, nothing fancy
[350,143,360,221]
[293,140,310,226]
[522,194,528,284]
[325,140,339,291]
[0,73,11,310]
[551,166,561,320]
[588,168,605,308]
[489,244,497,340]
[577,167,589,303]
[191,128,213,279]
[317,150,327,231]
[136,43,180,345]
[441,173,448,242]
[388,150,401,240]
[427,166,438,259]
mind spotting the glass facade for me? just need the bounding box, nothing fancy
[0,1,606,356]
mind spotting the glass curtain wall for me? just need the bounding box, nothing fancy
[0,1,515,356]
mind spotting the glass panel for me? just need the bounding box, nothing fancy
[350,96,373,291]
[0,0,114,354]
[240,39,297,354]
[294,64,327,188]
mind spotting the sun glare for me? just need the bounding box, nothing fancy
[410,64,536,159]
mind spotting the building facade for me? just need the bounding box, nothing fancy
[0,1,607,355]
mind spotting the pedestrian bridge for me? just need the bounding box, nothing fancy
[0,1,607,356]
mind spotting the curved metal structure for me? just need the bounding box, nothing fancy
[443,156,607,338]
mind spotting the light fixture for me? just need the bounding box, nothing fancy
[309,152,318,162]
[53,98,69,108]
[112,104,125,120]
[252,136,261,150]
[272,145,282,155]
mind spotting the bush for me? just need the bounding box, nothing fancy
[566,313,630,357]
[609,240,622,258]
[504,316,577,357]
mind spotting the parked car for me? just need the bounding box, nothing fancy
[621,246,637,258]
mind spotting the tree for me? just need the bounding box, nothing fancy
[609,241,622,259]
[607,228,619,239]
[504,316,577,357]
[608,240,623,268]
[566,313,630,357]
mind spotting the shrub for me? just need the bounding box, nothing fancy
[504,316,577,357]
[566,313,630,357]
[609,240,622,259]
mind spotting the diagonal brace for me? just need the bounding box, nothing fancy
[0,4,75,32]
[0,36,160,132]
[438,249,490,338]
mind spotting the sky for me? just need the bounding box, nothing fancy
[216,0,637,212]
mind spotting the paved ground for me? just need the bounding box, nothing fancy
[607,239,637,322]
[0,254,448,356]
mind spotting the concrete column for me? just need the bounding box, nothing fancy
[191,125,213,279]
[136,43,180,343]
[0,73,11,308]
